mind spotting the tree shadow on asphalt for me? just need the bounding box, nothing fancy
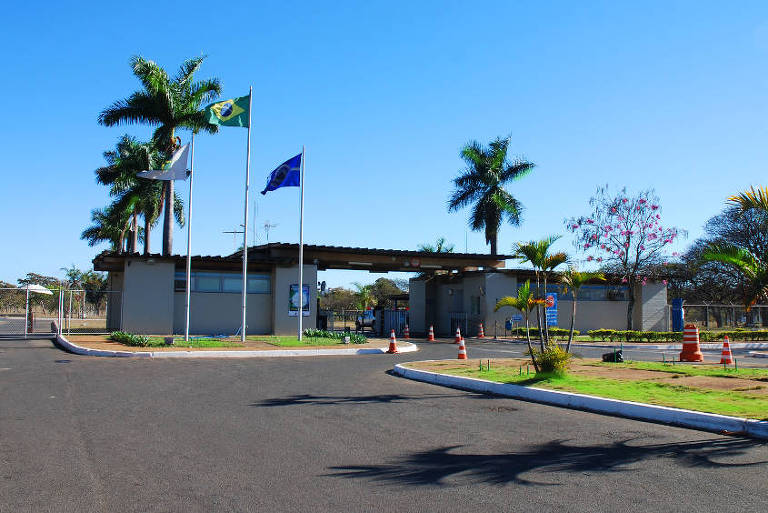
[328,437,768,486]
[252,392,492,407]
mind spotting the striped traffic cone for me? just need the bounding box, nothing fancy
[720,336,734,365]
[680,324,704,362]
[477,323,485,339]
[427,325,435,342]
[457,336,467,359]
[403,324,410,339]
[455,326,462,344]
[387,329,398,354]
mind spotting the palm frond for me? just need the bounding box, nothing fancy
[728,186,768,213]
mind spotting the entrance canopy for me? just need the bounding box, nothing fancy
[237,243,511,272]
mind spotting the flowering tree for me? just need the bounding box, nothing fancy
[565,186,683,329]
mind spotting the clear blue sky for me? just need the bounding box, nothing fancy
[2,1,767,288]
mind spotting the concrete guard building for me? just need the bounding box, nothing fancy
[93,243,669,336]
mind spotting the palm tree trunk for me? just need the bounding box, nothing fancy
[534,275,545,352]
[490,237,497,256]
[542,276,550,345]
[130,211,138,253]
[143,214,151,255]
[162,181,173,256]
[525,315,539,373]
[566,294,577,353]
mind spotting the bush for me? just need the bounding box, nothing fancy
[303,328,367,344]
[110,331,151,347]
[508,327,579,339]
[533,345,572,375]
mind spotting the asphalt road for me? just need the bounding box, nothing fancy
[1,338,767,513]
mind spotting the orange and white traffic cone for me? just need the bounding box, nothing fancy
[455,326,462,344]
[387,329,398,354]
[403,324,410,339]
[680,324,704,362]
[477,323,485,339]
[457,336,467,359]
[720,336,734,365]
[427,325,435,342]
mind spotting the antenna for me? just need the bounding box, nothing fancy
[263,220,278,245]
[222,227,245,252]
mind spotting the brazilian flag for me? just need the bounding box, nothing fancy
[203,94,250,127]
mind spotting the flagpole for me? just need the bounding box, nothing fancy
[184,133,195,342]
[298,146,306,341]
[241,86,253,342]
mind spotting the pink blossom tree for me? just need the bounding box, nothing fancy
[565,186,684,329]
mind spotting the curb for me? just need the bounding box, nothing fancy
[392,363,768,440]
[571,342,768,350]
[749,352,768,359]
[54,334,418,358]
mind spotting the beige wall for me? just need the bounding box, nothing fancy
[556,299,629,332]
[408,279,426,334]
[121,259,175,334]
[172,291,272,335]
[272,264,317,335]
[639,282,668,331]
[484,273,518,334]
[106,271,124,331]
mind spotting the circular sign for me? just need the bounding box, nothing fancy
[545,295,555,308]
[411,258,421,268]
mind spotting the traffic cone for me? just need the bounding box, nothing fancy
[403,324,410,339]
[455,326,462,344]
[387,329,398,354]
[477,323,485,339]
[457,336,467,359]
[720,336,734,365]
[680,324,704,362]
[427,325,435,342]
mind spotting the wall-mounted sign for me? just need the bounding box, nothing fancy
[289,284,310,317]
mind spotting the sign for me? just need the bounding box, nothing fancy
[511,314,523,322]
[289,284,310,317]
[545,292,558,326]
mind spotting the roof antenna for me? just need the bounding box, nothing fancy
[263,220,278,245]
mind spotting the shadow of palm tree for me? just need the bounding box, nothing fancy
[328,437,767,486]
[253,392,493,407]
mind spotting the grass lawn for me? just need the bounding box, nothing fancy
[407,359,768,420]
[247,335,348,347]
[141,337,246,348]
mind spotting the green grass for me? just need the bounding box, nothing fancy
[145,337,245,348]
[412,363,768,420]
[248,335,346,347]
[586,360,768,380]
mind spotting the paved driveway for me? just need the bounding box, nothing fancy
[1,338,767,512]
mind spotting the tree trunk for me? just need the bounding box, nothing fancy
[525,314,539,373]
[566,294,577,353]
[162,180,173,256]
[626,284,635,330]
[534,276,545,352]
[490,237,497,256]
[542,276,550,345]
[130,211,138,253]
[143,214,151,255]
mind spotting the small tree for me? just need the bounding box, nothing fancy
[559,267,605,352]
[495,280,543,372]
[566,186,683,329]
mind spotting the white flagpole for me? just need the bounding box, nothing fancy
[184,133,195,342]
[298,146,306,341]
[241,87,253,342]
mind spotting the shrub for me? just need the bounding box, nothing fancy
[303,328,367,344]
[508,327,578,339]
[534,345,572,375]
[110,331,151,347]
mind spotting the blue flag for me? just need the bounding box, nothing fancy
[261,154,301,195]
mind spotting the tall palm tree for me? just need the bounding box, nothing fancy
[728,186,768,213]
[514,237,567,348]
[95,135,166,254]
[98,55,221,255]
[701,244,768,311]
[448,137,535,255]
[495,280,543,372]
[560,267,605,353]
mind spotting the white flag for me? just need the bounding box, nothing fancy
[137,144,190,181]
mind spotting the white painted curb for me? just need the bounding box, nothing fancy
[55,334,417,358]
[749,351,768,359]
[393,363,768,440]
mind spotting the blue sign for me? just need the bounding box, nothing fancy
[511,314,523,322]
[545,292,558,326]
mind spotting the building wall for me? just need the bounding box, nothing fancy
[121,259,175,334]
[556,299,629,331]
[172,292,272,335]
[408,279,426,334]
[106,271,124,331]
[484,273,518,335]
[434,279,462,336]
[272,264,317,335]
[639,281,668,331]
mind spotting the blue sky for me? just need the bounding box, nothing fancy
[2,1,768,287]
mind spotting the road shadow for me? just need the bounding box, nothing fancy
[253,392,488,407]
[328,437,768,486]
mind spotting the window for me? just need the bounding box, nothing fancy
[175,272,271,294]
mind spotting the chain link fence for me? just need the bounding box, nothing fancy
[0,287,122,336]
[682,303,768,329]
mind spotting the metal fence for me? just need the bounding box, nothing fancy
[682,303,768,329]
[0,287,122,337]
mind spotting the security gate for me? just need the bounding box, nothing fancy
[381,310,408,337]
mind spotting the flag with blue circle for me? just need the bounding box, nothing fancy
[202,94,250,127]
[261,154,302,195]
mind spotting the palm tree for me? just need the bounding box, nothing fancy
[352,282,377,311]
[495,280,543,372]
[514,237,567,348]
[728,186,768,213]
[560,267,605,352]
[81,203,136,253]
[418,237,455,253]
[448,137,535,255]
[99,55,221,255]
[701,244,768,311]
[95,135,166,254]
